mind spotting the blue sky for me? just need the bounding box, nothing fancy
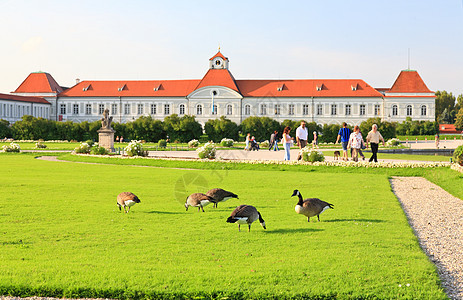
[1,0,462,96]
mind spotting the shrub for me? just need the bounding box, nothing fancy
[158,139,167,147]
[197,142,216,159]
[90,143,109,155]
[386,138,401,147]
[220,138,234,147]
[74,142,91,154]
[85,140,95,147]
[204,116,239,142]
[454,145,463,166]
[2,142,20,153]
[301,146,325,162]
[125,140,145,157]
[35,142,47,149]
[260,140,269,148]
[188,139,199,148]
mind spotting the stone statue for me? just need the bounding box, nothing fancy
[101,109,113,130]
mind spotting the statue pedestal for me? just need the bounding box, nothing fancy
[98,128,115,152]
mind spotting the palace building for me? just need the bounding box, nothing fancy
[6,51,435,125]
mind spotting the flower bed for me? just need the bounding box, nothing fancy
[196,142,216,159]
[220,138,234,147]
[2,142,20,152]
[451,163,463,173]
[188,139,199,148]
[125,140,146,157]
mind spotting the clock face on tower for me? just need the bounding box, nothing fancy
[213,58,223,68]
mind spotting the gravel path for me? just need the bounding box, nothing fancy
[390,177,463,300]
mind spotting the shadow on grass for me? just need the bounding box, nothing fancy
[264,228,324,234]
[144,210,184,215]
[323,218,385,223]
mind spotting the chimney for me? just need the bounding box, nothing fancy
[76,78,80,85]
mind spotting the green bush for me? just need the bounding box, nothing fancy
[453,145,463,166]
[158,139,167,147]
[0,119,12,138]
[74,142,91,154]
[240,116,280,141]
[196,142,216,159]
[220,138,234,147]
[125,140,145,157]
[163,114,202,143]
[301,147,325,162]
[188,139,199,148]
[2,142,20,153]
[35,142,47,149]
[204,116,239,142]
[90,144,108,155]
[359,118,396,141]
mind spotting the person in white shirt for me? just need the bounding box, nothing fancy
[295,121,308,160]
[366,124,385,162]
[347,125,365,162]
[282,126,293,160]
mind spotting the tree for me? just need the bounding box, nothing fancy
[240,116,280,141]
[0,119,11,138]
[129,116,165,142]
[319,123,342,143]
[435,91,456,123]
[204,116,239,142]
[163,114,202,143]
[455,108,463,131]
[359,118,396,141]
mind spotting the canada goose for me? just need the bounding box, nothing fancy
[291,189,333,222]
[117,192,141,213]
[206,188,239,208]
[226,205,266,232]
[185,193,214,212]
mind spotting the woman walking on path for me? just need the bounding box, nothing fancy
[245,133,251,151]
[347,125,364,162]
[366,124,385,162]
[282,126,293,161]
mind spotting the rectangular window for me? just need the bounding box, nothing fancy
[274,104,281,115]
[260,104,267,115]
[331,104,337,115]
[137,104,144,115]
[302,104,309,115]
[374,104,380,116]
[73,104,79,115]
[60,104,66,115]
[360,104,366,115]
[288,104,294,115]
[164,104,170,115]
[124,104,130,115]
[345,104,351,115]
[317,104,322,115]
[85,104,92,115]
[111,104,117,115]
[151,104,157,115]
[99,104,105,115]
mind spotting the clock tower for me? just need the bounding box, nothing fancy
[209,50,229,70]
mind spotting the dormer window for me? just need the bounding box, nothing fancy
[316,84,324,91]
[277,84,286,91]
[118,84,127,92]
[82,84,92,91]
[154,84,162,91]
[351,84,359,91]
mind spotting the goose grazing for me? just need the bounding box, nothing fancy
[185,193,214,212]
[291,189,333,222]
[226,205,266,232]
[117,192,141,213]
[206,188,239,208]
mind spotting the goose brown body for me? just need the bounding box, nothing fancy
[116,192,141,213]
[206,188,238,208]
[226,205,266,232]
[185,193,214,212]
[291,190,333,222]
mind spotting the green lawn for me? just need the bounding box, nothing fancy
[0,154,453,299]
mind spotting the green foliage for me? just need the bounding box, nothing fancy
[453,145,463,166]
[196,141,216,159]
[90,144,108,155]
[319,123,342,143]
[396,117,438,135]
[35,142,47,149]
[455,108,463,131]
[163,114,202,143]
[74,142,91,154]
[158,139,167,147]
[220,138,234,147]
[2,142,20,152]
[359,118,396,141]
[240,116,280,141]
[435,90,457,123]
[301,147,325,162]
[204,116,239,142]
[0,119,12,138]
[126,116,164,142]
[124,140,145,157]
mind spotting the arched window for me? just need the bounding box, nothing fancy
[421,105,427,116]
[179,104,185,115]
[244,104,251,115]
[196,104,202,115]
[212,104,217,115]
[226,104,232,115]
[406,105,412,116]
[392,105,398,116]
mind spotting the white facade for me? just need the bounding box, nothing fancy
[0,97,51,123]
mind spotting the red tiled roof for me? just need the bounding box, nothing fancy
[236,79,383,97]
[195,69,240,92]
[388,70,433,93]
[59,80,200,97]
[0,93,50,104]
[14,72,63,94]
[439,124,460,134]
[209,51,227,61]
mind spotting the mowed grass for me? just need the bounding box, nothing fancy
[0,155,447,299]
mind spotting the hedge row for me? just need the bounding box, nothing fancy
[0,115,438,143]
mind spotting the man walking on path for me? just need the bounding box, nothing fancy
[366,124,385,162]
[296,121,308,160]
[336,122,351,161]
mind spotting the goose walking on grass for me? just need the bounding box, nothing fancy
[291,189,333,222]
[117,192,141,213]
[206,188,239,208]
[185,193,214,212]
[226,205,266,232]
